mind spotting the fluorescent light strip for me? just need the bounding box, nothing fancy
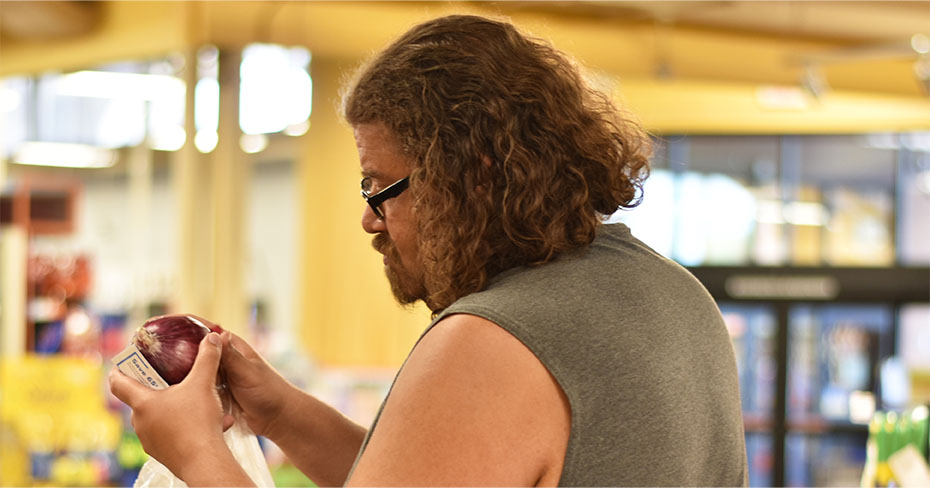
[55,71,185,101]
[13,141,116,168]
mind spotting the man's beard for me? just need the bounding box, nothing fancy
[372,233,428,306]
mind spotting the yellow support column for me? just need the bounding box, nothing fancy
[0,81,22,358]
[127,140,153,328]
[173,44,214,318]
[174,4,213,318]
[0,227,27,358]
[210,48,248,335]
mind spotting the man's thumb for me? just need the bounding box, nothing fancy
[186,332,222,384]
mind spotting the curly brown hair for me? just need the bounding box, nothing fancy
[343,14,652,312]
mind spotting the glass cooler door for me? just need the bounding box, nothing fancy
[784,304,893,487]
[720,303,777,487]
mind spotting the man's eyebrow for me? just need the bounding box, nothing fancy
[361,169,386,179]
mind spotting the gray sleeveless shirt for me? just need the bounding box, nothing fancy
[350,223,748,486]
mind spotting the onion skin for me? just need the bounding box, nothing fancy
[131,314,224,385]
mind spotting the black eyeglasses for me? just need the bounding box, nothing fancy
[361,176,409,220]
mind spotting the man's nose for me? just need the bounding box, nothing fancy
[361,205,386,234]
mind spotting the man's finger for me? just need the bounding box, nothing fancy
[222,414,235,432]
[221,330,259,361]
[108,367,152,408]
[184,332,223,387]
[219,331,262,384]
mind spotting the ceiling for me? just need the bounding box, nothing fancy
[0,1,928,97]
[0,1,103,41]
[489,1,929,45]
[488,1,930,94]
[3,1,927,45]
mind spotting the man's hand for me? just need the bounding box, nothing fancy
[109,332,253,487]
[218,331,295,440]
[219,331,368,487]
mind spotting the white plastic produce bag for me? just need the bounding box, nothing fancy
[133,414,275,488]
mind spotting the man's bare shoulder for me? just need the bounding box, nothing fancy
[347,313,570,486]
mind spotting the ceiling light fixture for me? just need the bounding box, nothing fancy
[12,141,116,168]
[0,86,21,112]
[55,70,184,101]
[912,34,930,55]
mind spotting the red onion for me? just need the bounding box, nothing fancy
[131,314,224,385]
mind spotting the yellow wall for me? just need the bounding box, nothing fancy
[297,58,430,367]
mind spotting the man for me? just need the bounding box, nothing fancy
[110,14,748,487]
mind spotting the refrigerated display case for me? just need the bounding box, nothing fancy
[691,266,929,487]
[619,133,929,486]
[787,305,893,426]
[784,305,893,487]
[785,432,868,487]
[721,304,776,486]
[722,304,776,420]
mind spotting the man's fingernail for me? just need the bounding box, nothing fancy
[208,333,220,345]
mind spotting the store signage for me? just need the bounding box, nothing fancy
[725,274,840,300]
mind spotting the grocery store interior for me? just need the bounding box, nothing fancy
[1,1,929,486]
